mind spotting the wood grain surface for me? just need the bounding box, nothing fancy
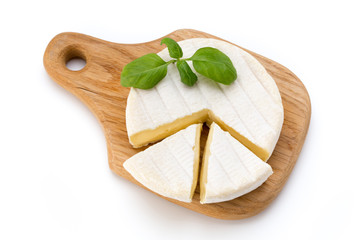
[43,29,311,220]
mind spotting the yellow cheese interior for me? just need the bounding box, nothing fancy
[130,110,269,161]
[130,109,208,147]
[199,122,214,203]
[208,111,269,161]
[190,124,202,199]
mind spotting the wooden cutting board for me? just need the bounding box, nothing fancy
[43,29,311,220]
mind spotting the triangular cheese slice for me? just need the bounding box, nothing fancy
[126,38,283,161]
[123,124,202,203]
[200,123,273,204]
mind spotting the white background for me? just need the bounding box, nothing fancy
[1,0,359,239]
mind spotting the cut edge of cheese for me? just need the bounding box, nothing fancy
[123,124,202,203]
[130,110,270,161]
[129,109,207,148]
[199,121,214,203]
[200,122,273,204]
[191,123,202,198]
[208,111,270,161]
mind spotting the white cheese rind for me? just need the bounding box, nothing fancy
[201,123,273,204]
[123,124,201,203]
[126,38,283,160]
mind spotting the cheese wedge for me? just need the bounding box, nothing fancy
[200,123,273,204]
[123,124,202,203]
[126,38,283,161]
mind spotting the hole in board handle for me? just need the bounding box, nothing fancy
[62,45,87,72]
[66,57,86,71]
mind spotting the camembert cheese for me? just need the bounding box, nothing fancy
[126,38,283,161]
[123,124,202,203]
[200,123,273,204]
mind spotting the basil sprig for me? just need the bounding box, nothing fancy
[121,38,237,89]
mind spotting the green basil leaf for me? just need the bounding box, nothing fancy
[121,53,168,89]
[176,60,198,86]
[161,38,183,59]
[190,47,237,85]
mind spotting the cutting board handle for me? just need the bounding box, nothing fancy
[44,32,127,94]
[44,32,90,89]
